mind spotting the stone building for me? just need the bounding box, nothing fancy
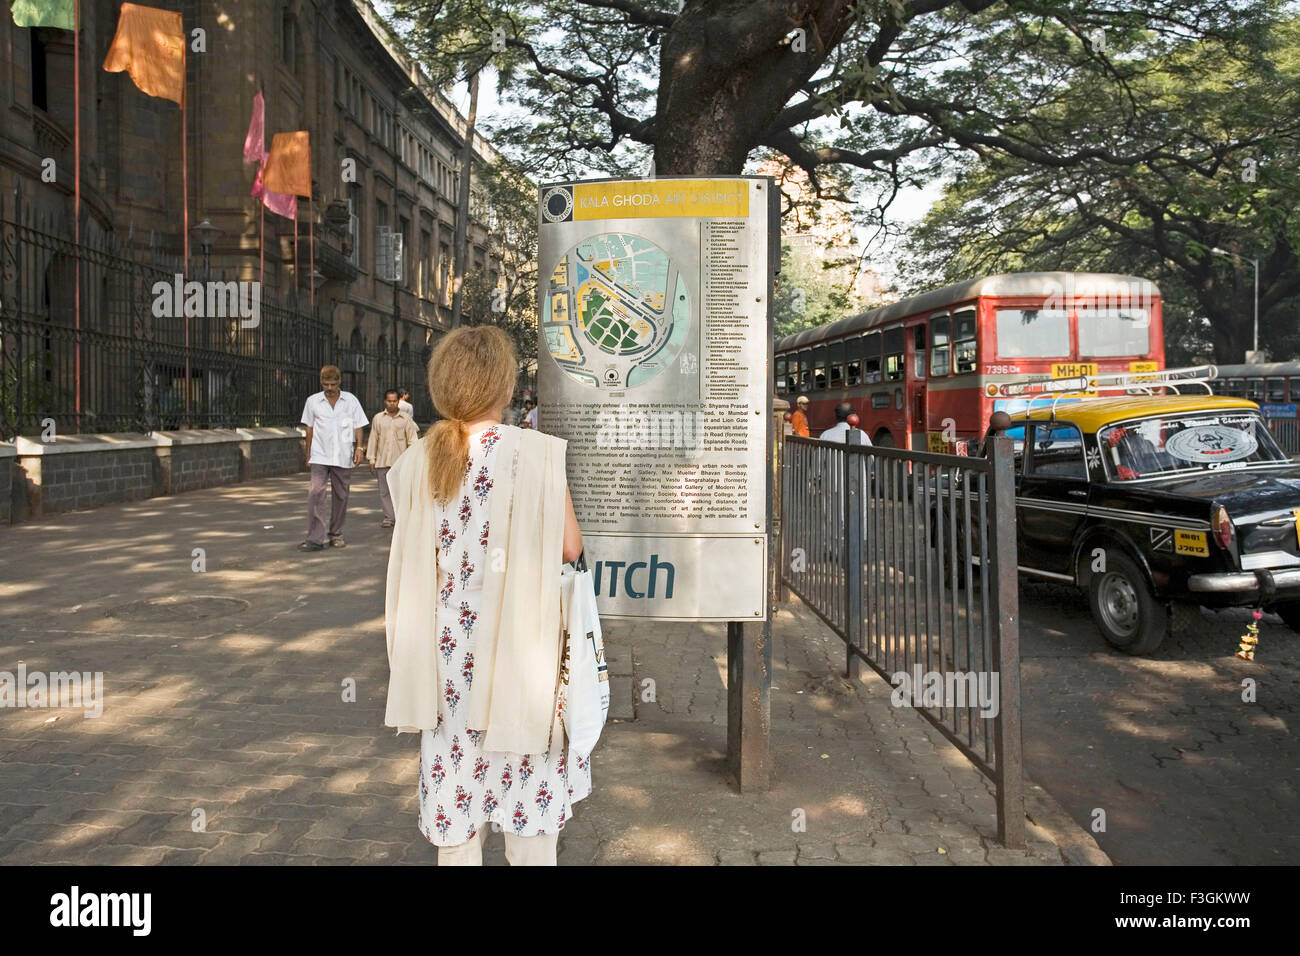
[1,0,510,427]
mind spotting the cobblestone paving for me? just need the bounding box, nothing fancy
[0,474,1096,865]
[1018,580,1300,865]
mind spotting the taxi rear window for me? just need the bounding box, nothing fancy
[1097,412,1287,481]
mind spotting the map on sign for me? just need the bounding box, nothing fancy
[543,232,691,389]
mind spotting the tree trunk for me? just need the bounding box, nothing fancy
[653,1,854,174]
[450,71,479,329]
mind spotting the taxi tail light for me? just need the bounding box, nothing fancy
[1212,505,1234,550]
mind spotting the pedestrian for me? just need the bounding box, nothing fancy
[299,365,368,551]
[367,388,418,529]
[522,398,538,431]
[384,325,588,867]
[819,402,872,444]
[398,388,415,423]
[791,394,811,437]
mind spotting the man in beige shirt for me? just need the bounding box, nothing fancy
[368,389,419,528]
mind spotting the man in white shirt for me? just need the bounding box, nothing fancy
[523,398,538,431]
[819,402,872,444]
[298,365,368,551]
[397,388,415,425]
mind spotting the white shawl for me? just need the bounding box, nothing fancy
[384,425,568,755]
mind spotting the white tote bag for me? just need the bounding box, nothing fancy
[559,553,609,757]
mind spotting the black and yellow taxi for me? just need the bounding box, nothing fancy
[994,367,1300,653]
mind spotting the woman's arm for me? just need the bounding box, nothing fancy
[561,487,583,564]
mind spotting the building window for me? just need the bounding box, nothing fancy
[399,216,410,287]
[30,32,48,112]
[420,229,432,297]
[280,7,297,74]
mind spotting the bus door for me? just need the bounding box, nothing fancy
[910,323,928,451]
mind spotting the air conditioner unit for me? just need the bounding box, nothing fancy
[340,353,365,374]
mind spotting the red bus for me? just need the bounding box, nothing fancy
[775,272,1165,450]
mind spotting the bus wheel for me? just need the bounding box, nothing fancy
[1088,552,1166,654]
[873,430,895,447]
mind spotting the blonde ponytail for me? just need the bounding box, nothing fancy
[424,326,517,504]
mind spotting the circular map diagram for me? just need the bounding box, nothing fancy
[542,232,691,389]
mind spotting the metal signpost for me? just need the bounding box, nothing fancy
[538,175,779,788]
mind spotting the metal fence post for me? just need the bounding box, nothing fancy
[986,436,1025,848]
[845,430,863,679]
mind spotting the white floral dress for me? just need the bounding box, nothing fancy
[417,423,593,846]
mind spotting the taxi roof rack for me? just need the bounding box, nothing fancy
[995,365,1220,419]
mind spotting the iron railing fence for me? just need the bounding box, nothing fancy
[1267,416,1299,456]
[0,192,332,438]
[781,433,1025,847]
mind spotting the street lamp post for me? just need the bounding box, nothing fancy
[1210,246,1260,363]
[190,219,222,427]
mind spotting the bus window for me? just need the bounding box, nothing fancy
[813,344,828,389]
[1266,377,1286,403]
[1078,306,1151,357]
[954,309,977,374]
[995,307,1068,357]
[913,325,927,379]
[846,335,863,387]
[863,331,882,384]
[786,354,800,393]
[798,349,812,391]
[1225,377,1244,397]
[1247,378,1264,401]
[829,339,845,388]
[776,357,787,395]
[930,316,951,377]
[883,327,904,381]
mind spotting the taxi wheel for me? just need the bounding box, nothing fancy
[1276,602,1300,634]
[1088,552,1166,654]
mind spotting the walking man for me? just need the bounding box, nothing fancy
[299,365,368,551]
[368,388,418,529]
[398,388,415,422]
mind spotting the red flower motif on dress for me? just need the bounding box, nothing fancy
[535,783,553,814]
[500,762,513,793]
[473,756,490,784]
[518,756,533,786]
[461,652,475,688]
[557,807,566,828]
[429,755,446,791]
[444,679,461,715]
[449,734,464,772]
[575,753,588,772]
[458,602,477,636]
[479,520,489,548]
[434,806,451,840]
[512,801,529,834]
[467,728,484,747]
[459,495,472,529]
[482,789,499,817]
[419,774,429,801]
[455,785,472,816]
[438,626,456,664]
[473,466,493,503]
[438,519,455,554]
[479,427,500,453]
[459,551,475,586]
[439,575,455,609]
[556,754,567,778]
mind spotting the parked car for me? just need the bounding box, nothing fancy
[943,371,1300,653]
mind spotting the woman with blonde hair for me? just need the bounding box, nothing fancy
[383,325,586,866]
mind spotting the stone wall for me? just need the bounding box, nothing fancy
[7,428,305,523]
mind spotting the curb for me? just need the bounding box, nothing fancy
[1023,779,1113,866]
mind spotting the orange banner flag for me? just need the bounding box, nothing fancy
[263,131,311,198]
[102,3,185,105]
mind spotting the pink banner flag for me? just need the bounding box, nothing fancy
[253,152,297,220]
[243,90,264,165]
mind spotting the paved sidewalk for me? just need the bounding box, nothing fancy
[0,473,1106,865]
